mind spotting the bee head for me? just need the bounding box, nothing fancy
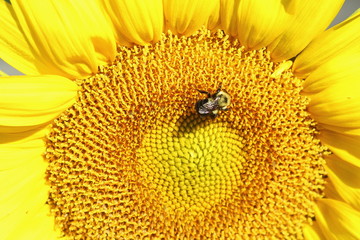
[215,91,231,109]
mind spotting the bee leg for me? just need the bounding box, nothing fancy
[197,90,211,98]
[214,83,223,92]
[211,113,218,119]
[216,84,222,93]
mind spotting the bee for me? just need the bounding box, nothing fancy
[195,86,231,118]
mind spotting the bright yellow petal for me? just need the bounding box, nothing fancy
[303,50,360,129]
[221,0,289,50]
[319,130,360,168]
[206,0,220,30]
[163,0,218,35]
[302,51,360,94]
[303,224,322,240]
[318,124,360,137]
[10,0,116,79]
[315,199,360,240]
[325,154,360,211]
[294,9,360,78]
[0,127,47,166]
[269,0,344,62]
[0,1,39,75]
[0,75,77,133]
[219,0,238,37]
[5,204,60,240]
[0,127,58,240]
[100,0,163,46]
[305,75,360,128]
[0,70,8,76]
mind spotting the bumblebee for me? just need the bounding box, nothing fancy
[195,87,231,117]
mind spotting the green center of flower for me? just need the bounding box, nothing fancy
[138,114,244,213]
[45,28,327,239]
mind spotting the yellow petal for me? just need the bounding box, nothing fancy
[0,75,77,133]
[100,0,163,46]
[303,51,360,94]
[0,127,56,239]
[303,224,322,240]
[269,0,344,62]
[315,199,360,240]
[306,76,360,128]
[0,70,8,77]
[319,129,360,167]
[221,0,289,50]
[10,0,116,79]
[0,1,39,75]
[318,124,360,137]
[163,0,218,35]
[218,0,238,37]
[206,0,220,30]
[325,154,360,211]
[294,9,360,78]
[5,205,59,240]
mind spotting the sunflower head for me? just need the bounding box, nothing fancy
[43,28,328,239]
[2,1,360,239]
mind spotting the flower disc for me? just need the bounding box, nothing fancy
[46,29,327,239]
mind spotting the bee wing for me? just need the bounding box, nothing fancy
[202,100,218,109]
[198,99,218,114]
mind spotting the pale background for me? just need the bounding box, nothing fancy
[1,0,360,75]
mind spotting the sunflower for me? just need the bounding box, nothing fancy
[1,0,360,239]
